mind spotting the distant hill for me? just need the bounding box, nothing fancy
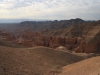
[0,19,48,23]
[0,18,85,33]
[44,20,100,41]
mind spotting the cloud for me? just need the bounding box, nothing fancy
[0,0,100,20]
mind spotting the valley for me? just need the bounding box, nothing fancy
[0,18,100,75]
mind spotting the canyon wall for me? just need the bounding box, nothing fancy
[0,30,100,53]
[15,31,100,53]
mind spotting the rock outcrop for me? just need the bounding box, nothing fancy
[5,30,99,53]
[20,40,33,47]
[75,41,100,53]
[0,31,16,41]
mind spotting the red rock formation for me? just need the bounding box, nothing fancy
[50,37,65,47]
[0,31,11,36]
[6,35,16,41]
[4,30,98,53]
[77,37,84,45]
[43,36,52,47]
[74,41,100,53]
[65,44,73,50]
[34,39,44,46]
[65,37,77,44]
[85,42,99,53]
[74,41,86,53]
[64,37,78,50]
[0,31,16,41]
[17,31,80,49]
[21,40,33,47]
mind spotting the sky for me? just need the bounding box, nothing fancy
[0,0,100,20]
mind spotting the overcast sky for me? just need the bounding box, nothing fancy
[0,0,100,20]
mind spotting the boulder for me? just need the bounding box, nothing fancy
[55,46,68,52]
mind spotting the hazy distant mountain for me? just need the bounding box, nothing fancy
[0,19,49,23]
[0,18,97,23]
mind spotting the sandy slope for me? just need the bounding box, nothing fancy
[59,56,100,75]
[0,46,87,75]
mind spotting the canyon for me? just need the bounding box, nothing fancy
[0,19,100,53]
[0,18,100,75]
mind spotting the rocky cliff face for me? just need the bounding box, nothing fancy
[15,30,100,53]
[0,31,16,41]
[1,29,100,53]
[75,41,100,53]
